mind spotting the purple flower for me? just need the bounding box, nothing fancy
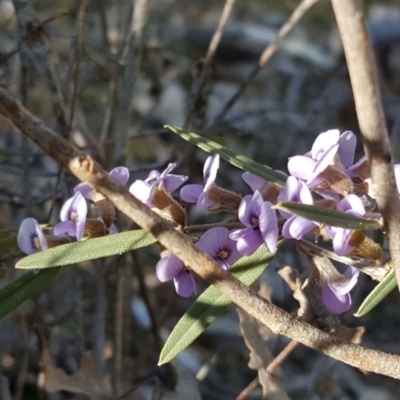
[278,176,317,240]
[156,253,196,297]
[17,218,48,254]
[327,195,365,256]
[75,166,129,200]
[53,191,87,241]
[321,266,359,314]
[180,154,219,209]
[130,163,187,205]
[242,171,268,192]
[197,227,242,269]
[288,130,356,187]
[230,191,278,256]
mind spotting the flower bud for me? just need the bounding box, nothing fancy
[206,184,242,213]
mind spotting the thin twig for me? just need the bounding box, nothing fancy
[2,89,400,378]
[67,0,88,139]
[184,0,236,129]
[331,0,400,292]
[212,0,319,126]
[114,0,149,163]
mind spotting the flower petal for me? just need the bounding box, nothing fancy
[163,174,188,193]
[174,271,196,297]
[242,171,267,191]
[53,220,76,238]
[322,283,352,314]
[17,218,48,254]
[230,227,263,256]
[259,202,278,253]
[180,184,204,203]
[156,253,185,282]
[203,154,219,191]
[311,129,340,161]
[129,180,153,204]
[338,131,356,167]
[109,166,130,185]
[282,216,316,240]
[288,156,316,181]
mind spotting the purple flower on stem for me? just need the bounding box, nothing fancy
[327,195,365,256]
[17,218,48,254]
[197,227,241,269]
[242,171,268,192]
[288,130,356,187]
[278,176,317,240]
[130,163,187,205]
[180,154,219,209]
[156,253,196,297]
[75,166,129,200]
[321,266,359,314]
[230,191,278,256]
[53,191,87,241]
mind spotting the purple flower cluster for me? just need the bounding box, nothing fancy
[18,129,391,315]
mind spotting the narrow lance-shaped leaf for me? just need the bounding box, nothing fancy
[165,125,287,187]
[275,202,381,230]
[16,229,156,269]
[0,268,60,320]
[158,245,274,365]
[355,270,396,317]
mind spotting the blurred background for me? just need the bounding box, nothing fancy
[1,0,400,398]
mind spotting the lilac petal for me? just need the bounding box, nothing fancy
[163,175,188,193]
[180,184,204,203]
[53,220,76,238]
[196,227,237,261]
[230,227,263,256]
[159,163,177,179]
[288,156,316,181]
[109,167,130,185]
[156,253,185,282]
[331,267,359,296]
[282,216,316,240]
[338,195,365,215]
[129,180,153,204]
[197,191,213,210]
[174,271,196,297]
[146,170,161,184]
[203,154,219,191]
[242,171,267,191]
[108,223,118,234]
[322,283,352,314]
[311,129,340,161]
[74,182,93,200]
[18,218,48,254]
[60,192,87,222]
[332,229,353,256]
[238,192,263,227]
[259,202,278,253]
[307,144,339,186]
[346,155,367,177]
[338,131,356,167]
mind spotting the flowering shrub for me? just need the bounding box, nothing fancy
[16,128,391,320]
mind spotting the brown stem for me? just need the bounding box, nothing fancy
[331,0,400,293]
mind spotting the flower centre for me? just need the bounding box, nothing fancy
[33,236,42,251]
[70,211,78,222]
[218,250,228,260]
[251,217,259,228]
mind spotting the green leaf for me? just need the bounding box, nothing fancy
[16,230,156,269]
[275,202,381,230]
[158,246,274,365]
[355,270,396,317]
[165,125,286,187]
[0,268,60,320]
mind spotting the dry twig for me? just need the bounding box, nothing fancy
[212,0,319,126]
[331,0,400,292]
